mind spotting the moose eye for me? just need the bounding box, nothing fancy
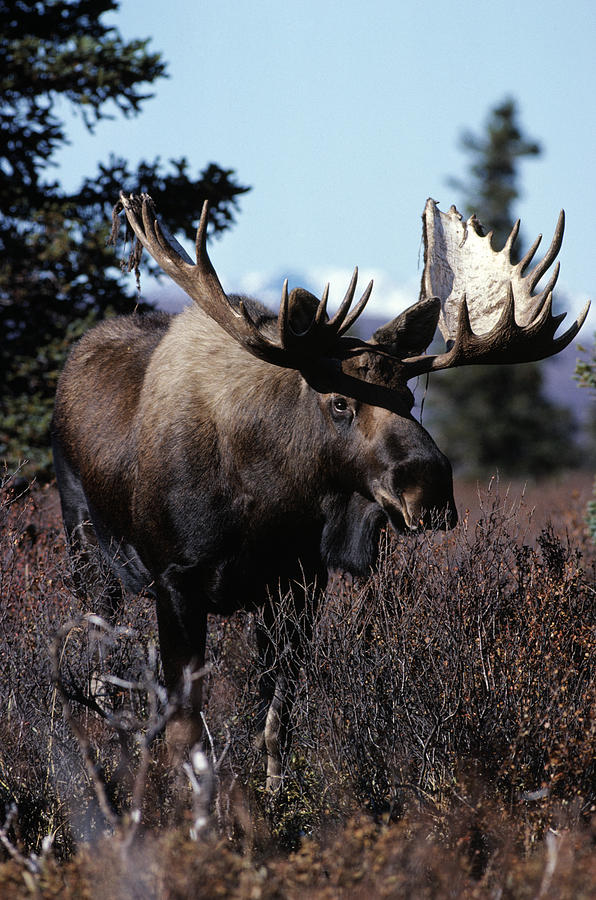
[332,396,349,414]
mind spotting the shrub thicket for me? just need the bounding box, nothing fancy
[0,471,595,897]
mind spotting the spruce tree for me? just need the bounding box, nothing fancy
[0,0,249,476]
[428,99,577,479]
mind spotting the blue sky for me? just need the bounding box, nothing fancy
[56,0,595,329]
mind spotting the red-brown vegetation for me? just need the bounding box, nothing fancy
[0,470,594,897]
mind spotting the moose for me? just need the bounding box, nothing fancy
[52,195,589,788]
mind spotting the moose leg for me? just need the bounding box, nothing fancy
[263,670,288,793]
[52,436,124,619]
[67,517,124,621]
[255,613,289,792]
[255,582,320,792]
[155,579,208,760]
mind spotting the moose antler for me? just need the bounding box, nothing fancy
[118,193,373,366]
[117,193,589,378]
[401,199,590,377]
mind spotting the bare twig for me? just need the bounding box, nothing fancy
[51,613,212,849]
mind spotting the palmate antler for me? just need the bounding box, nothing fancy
[401,199,590,378]
[117,193,373,366]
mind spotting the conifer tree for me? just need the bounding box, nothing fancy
[0,0,249,475]
[428,99,576,478]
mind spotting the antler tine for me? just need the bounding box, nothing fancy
[195,199,209,263]
[336,278,374,337]
[446,293,473,363]
[122,192,191,277]
[314,284,330,327]
[550,298,591,352]
[309,267,374,339]
[278,279,290,348]
[503,218,521,260]
[321,266,374,338]
[527,260,561,320]
[529,291,566,338]
[183,198,232,307]
[120,191,151,249]
[327,267,358,332]
[144,198,196,270]
[517,231,543,276]
[525,210,565,291]
[542,259,561,295]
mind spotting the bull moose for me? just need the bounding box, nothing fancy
[51,195,589,788]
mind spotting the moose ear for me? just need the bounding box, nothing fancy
[287,287,329,334]
[372,296,440,357]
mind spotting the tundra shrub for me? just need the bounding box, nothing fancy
[1,472,595,896]
[247,488,595,834]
